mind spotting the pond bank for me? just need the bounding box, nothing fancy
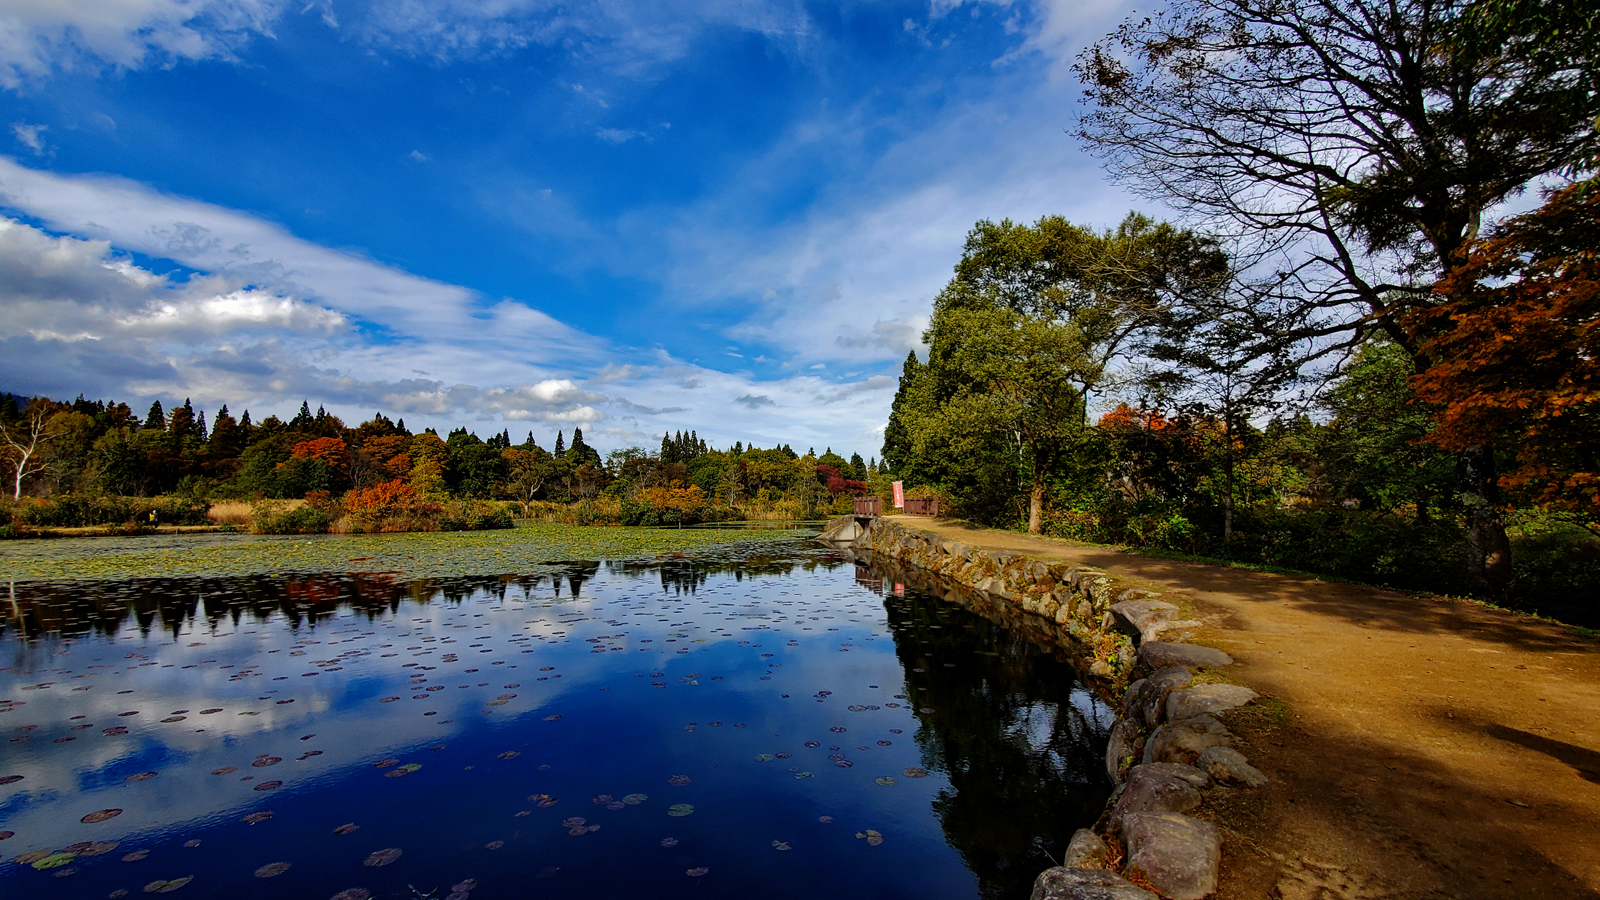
[821,515,1600,900]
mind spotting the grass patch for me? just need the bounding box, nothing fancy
[1223,695,1293,733]
[1572,626,1600,643]
[0,523,815,582]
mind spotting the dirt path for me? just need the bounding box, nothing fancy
[886,517,1600,900]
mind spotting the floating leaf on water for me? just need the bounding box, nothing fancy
[485,840,504,850]
[919,708,934,714]
[362,848,402,867]
[0,831,13,840]
[242,812,273,825]
[372,759,399,769]
[0,776,19,785]
[803,741,820,749]
[183,840,201,849]
[686,867,709,877]
[379,697,399,703]
[126,772,158,782]
[199,709,222,715]
[874,776,896,786]
[793,771,814,779]
[833,759,853,769]
[863,829,883,846]
[902,767,928,778]
[877,740,892,747]
[33,851,78,870]
[775,752,791,759]
[667,804,694,817]
[78,841,119,857]
[111,891,128,898]
[450,879,477,892]
[514,810,531,817]
[211,767,237,775]
[533,795,558,808]
[15,849,55,865]
[122,850,150,862]
[560,817,587,829]
[659,837,678,848]
[622,794,647,805]
[753,754,774,762]
[82,809,124,824]
[160,717,184,723]
[666,775,690,786]
[889,728,904,735]
[543,715,562,721]
[771,841,791,851]
[497,751,519,760]
[251,757,281,768]
[817,816,833,824]
[329,890,370,900]
[254,862,290,878]
[253,781,283,791]
[143,875,193,893]
[332,824,360,835]
[829,726,846,733]
[384,764,422,778]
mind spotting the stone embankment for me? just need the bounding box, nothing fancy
[819,515,1271,900]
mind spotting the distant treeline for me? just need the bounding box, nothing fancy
[0,393,883,527]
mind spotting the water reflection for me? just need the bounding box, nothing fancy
[1,540,1107,899]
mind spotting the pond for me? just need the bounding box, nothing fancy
[1,535,1112,899]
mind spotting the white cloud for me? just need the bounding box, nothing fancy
[11,122,46,153]
[408,149,429,162]
[595,127,645,144]
[0,0,286,86]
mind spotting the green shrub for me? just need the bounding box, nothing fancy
[250,502,331,535]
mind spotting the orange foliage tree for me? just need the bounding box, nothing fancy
[291,436,352,479]
[1415,180,1599,528]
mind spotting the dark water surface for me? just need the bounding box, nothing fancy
[1,539,1112,899]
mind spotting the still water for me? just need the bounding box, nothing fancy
[1,538,1111,899]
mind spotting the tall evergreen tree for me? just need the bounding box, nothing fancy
[144,400,165,431]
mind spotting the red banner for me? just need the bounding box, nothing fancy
[892,481,904,508]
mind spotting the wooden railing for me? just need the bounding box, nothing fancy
[903,498,941,516]
[853,496,882,517]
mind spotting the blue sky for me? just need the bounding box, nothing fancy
[0,0,1140,458]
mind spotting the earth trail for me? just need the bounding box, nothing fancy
[884,517,1600,900]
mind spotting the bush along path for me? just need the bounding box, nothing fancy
[820,515,1600,900]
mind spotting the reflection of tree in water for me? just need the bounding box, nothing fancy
[0,566,602,644]
[0,543,852,643]
[870,567,1114,900]
[605,545,851,595]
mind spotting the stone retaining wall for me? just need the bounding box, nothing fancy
[819,515,1271,900]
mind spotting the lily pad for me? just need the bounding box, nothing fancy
[142,876,193,893]
[875,776,897,786]
[254,862,291,878]
[902,767,929,778]
[660,837,679,848]
[32,851,79,870]
[754,754,774,762]
[686,867,709,877]
[485,840,504,850]
[362,848,402,867]
[771,841,791,851]
[122,850,150,862]
[384,764,422,778]
[82,809,124,824]
[251,757,281,768]
[667,804,695,817]
[622,793,648,805]
[372,759,399,769]
[329,890,370,900]
[332,823,360,835]
[496,751,519,759]
[78,841,120,857]
[253,781,283,791]
[666,775,690,786]
[242,812,274,825]
[211,767,237,775]
[126,772,158,782]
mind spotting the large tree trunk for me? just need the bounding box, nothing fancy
[1028,464,1045,535]
[1459,445,1513,598]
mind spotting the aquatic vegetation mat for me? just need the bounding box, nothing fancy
[0,524,813,583]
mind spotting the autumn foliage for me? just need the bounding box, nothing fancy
[1417,180,1600,522]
